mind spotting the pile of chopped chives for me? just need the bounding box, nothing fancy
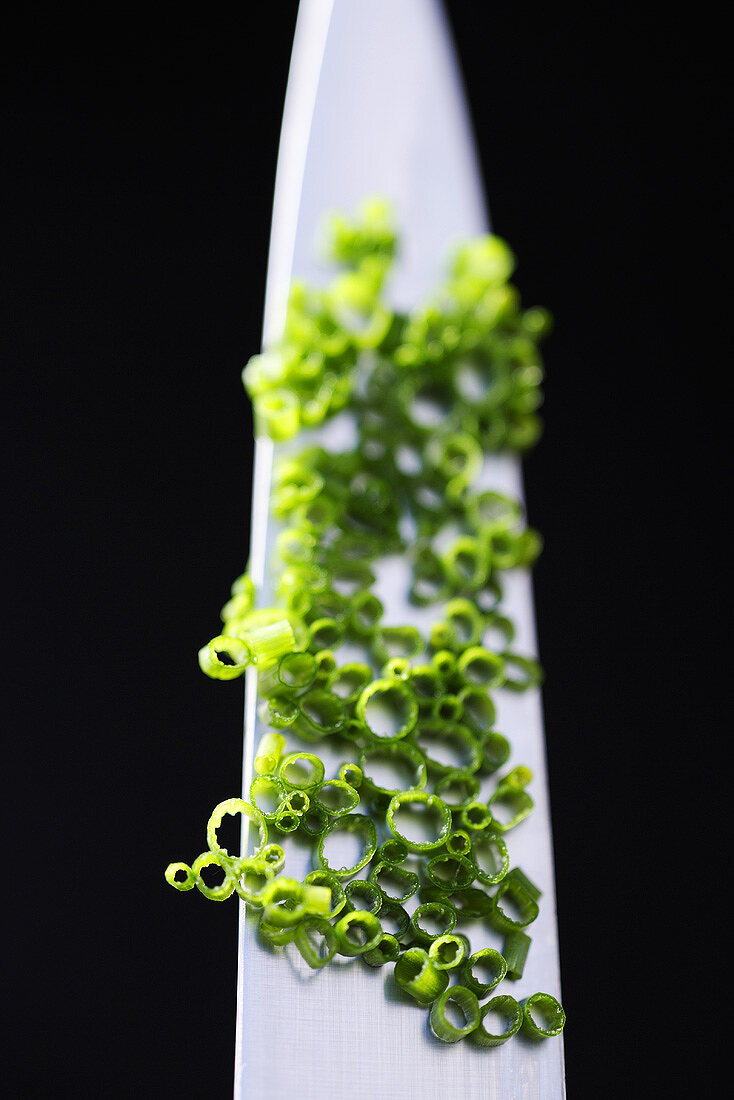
[167,198,564,1046]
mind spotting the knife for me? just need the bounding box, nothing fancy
[234,2,566,1096]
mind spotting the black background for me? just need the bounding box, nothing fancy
[3,4,716,1096]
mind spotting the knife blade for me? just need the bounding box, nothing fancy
[234,2,565,1096]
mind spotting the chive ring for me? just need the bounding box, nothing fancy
[249,775,288,822]
[294,916,338,969]
[429,986,480,1043]
[316,813,378,879]
[461,948,507,997]
[278,752,325,792]
[355,678,418,741]
[206,798,268,860]
[394,947,449,1006]
[197,634,251,680]
[368,860,420,903]
[520,992,566,1039]
[164,862,195,892]
[362,933,400,968]
[386,789,452,853]
[192,851,235,901]
[428,934,468,971]
[425,853,475,891]
[304,870,346,918]
[471,995,523,1047]
[333,910,383,956]
[312,779,360,817]
[410,901,457,945]
[343,878,382,915]
[358,741,428,797]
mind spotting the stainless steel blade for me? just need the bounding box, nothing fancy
[234,2,565,1096]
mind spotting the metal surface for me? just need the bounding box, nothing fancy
[234,1,565,1096]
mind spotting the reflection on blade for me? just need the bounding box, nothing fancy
[235,1,565,1096]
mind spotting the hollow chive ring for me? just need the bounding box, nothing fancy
[489,875,540,932]
[408,665,444,709]
[260,650,317,695]
[425,852,475,891]
[304,870,347,919]
[442,597,485,648]
[497,764,533,790]
[444,886,493,919]
[164,862,195,892]
[386,789,452,853]
[198,634,252,680]
[259,878,307,927]
[487,786,534,833]
[292,688,347,740]
[348,591,384,638]
[382,656,412,681]
[520,992,566,1039]
[429,986,480,1043]
[410,901,457,945]
[362,932,400,968]
[377,898,411,940]
[377,838,408,864]
[432,694,463,722]
[358,741,428,797]
[344,878,383,915]
[368,860,420,903]
[457,686,497,736]
[355,678,418,741]
[456,646,505,689]
[294,916,338,969]
[338,762,363,788]
[192,851,235,901]
[249,774,288,823]
[341,718,371,746]
[471,832,510,886]
[470,995,523,1047]
[428,934,468,971]
[206,798,268,859]
[434,772,480,811]
[312,650,337,684]
[333,910,383,956]
[460,801,494,831]
[278,752,325,792]
[501,652,543,692]
[461,947,507,997]
[273,805,301,833]
[394,947,449,1006]
[442,536,490,591]
[445,830,472,856]
[328,663,372,704]
[307,617,345,651]
[431,649,456,680]
[316,813,378,879]
[298,805,329,837]
[412,721,482,777]
[284,790,310,816]
[260,878,331,928]
[479,730,511,775]
[258,918,297,948]
[231,857,274,905]
[260,694,299,730]
[311,779,360,817]
[258,843,285,874]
